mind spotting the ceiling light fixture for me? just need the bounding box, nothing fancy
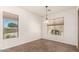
[44,6,49,24]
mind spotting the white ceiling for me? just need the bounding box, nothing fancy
[20,6,75,17]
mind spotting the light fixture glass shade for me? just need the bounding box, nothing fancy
[43,20,49,24]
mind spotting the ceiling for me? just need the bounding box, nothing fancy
[20,6,75,17]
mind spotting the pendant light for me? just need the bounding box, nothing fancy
[44,6,49,24]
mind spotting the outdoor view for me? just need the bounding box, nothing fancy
[47,17,64,36]
[3,12,18,39]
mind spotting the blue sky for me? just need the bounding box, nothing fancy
[4,18,17,28]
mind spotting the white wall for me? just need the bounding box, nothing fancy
[0,6,77,50]
[0,6,42,50]
[42,7,78,46]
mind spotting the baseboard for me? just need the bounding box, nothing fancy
[42,38,77,47]
[0,37,41,50]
